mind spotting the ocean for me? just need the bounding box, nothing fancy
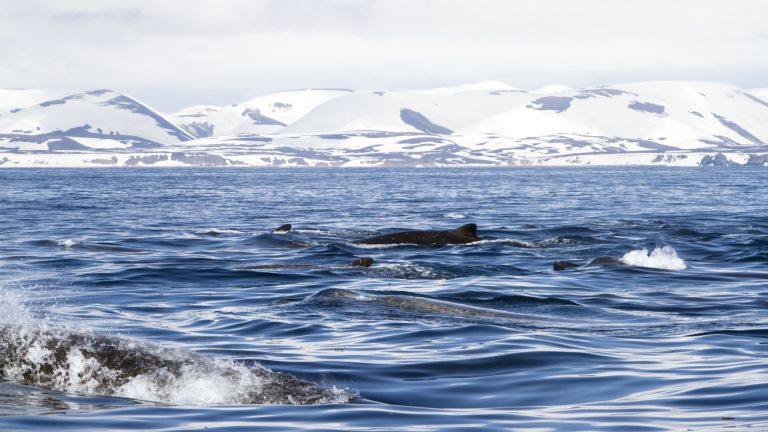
[1,167,767,430]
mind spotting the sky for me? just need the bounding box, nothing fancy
[0,0,766,112]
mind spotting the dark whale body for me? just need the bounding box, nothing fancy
[355,223,480,246]
[553,256,625,271]
[0,326,344,405]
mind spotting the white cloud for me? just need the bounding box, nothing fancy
[0,0,765,111]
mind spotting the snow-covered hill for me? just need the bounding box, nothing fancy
[281,81,768,148]
[173,88,354,138]
[466,81,768,147]
[0,88,67,112]
[0,89,193,152]
[1,81,767,167]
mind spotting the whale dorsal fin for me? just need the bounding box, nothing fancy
[453,223,477,238]
[274,224,292,233]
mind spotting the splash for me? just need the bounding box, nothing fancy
[0,288,34,329]
[620,246,687,270]
[57,239,79,248]
[0,274,350,406]
[0,325,351,405]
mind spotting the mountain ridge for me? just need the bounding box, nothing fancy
[1,81,767,167]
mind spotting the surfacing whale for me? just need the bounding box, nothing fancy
[553,256,625,271]
[355,223,480,246]
[303,288,556,323]
[274,224,292,233]
[0,326,349,405]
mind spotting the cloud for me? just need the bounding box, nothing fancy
[52,8,142,23]
[0,0,765,111]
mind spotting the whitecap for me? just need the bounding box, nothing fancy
[371,263,449,279]
[194,228,243,235]
[443,212,467,219]
[0,326,352,406]
[352,242,414,249]
[620,246,687,270]
[469,238,538,248]
[57,239,79,248]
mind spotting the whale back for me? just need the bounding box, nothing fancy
[355,223,479,246]
[553,256,625,271]
[452,223,478,240]
[587,256,623,267]
[350,257,374,267]
[553,260,580,271]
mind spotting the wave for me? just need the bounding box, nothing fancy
[28,239,144,253]
[367,263,453,279]
[690,328,768,339]
[620,246,687,270]
[468,239,538,248]
[443,212,467,219]
[453,293,581,308]
[0,325,351,406]
[541,235,598,245]
[241,234,314,249]
[470,236,594,248]
[194,228,244,236]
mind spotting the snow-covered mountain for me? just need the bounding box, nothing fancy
[280,81,768,147]
[173,88,354,138]
[466,81,768,146]
[1,81,767,167]
[0,89,193,152]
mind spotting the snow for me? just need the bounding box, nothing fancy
[0,89,192,145]
[172,89,353,137]
[747,88,768,102]
[530,84,574,94]
[0,88,67,112]
[282,89,532,135]
[417,81,521,95]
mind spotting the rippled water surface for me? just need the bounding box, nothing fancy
[1,167,768,430]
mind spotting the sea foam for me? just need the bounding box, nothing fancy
[57,239,79,248]
[0,277,349,406]
[620,246,687,270]
[0,325,351,406]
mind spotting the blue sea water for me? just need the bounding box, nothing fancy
[1,167,767,431]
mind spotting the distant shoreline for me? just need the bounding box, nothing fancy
[1,150,765,168]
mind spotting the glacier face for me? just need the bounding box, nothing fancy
[1,81,767,167]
